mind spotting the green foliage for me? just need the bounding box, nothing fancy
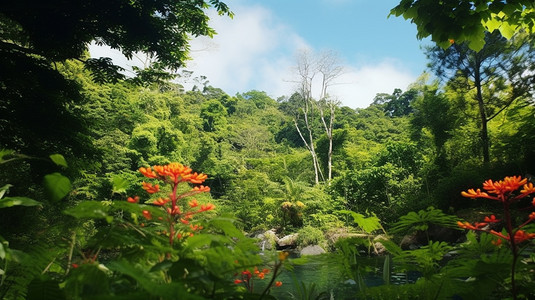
[297,226,326,248]
[390,207,458,235]
[391,0,535,51]
[288,278,330,300]
[338,210,383,234]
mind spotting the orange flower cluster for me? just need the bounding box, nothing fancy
[129,163,215,246]
[461,176,533,202]
[459,176,535,246]
[140,163,208,184]
[234,266,282,292]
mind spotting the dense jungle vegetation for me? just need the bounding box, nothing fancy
[1,0,535,299]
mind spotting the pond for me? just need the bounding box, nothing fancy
[254,253,418,299]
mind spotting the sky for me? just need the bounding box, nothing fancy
[90,0,431,108]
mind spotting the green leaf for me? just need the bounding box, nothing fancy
[64,201,112,221]
[0,149,14,163]
[498,22,516,39]
[467,30,486,51]
[111,175,129,194]
[43,172,71,202]
[338,210,383,233]
[484,17,502,32]
[49,154,68,168]
[0,197,41,208]
[0,241,6,259]
[0,184,13,199]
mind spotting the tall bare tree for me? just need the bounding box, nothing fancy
[292,50,343,184]
[316,52,343,183]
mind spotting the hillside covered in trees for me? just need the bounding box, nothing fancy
[1,0,535,299]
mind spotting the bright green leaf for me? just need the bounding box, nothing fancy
[0,197,41,208]
[111,175,129,194]
[43,173,71,202]
[484,18,501,32]
[498,22,516,39]
[49,154,68,168]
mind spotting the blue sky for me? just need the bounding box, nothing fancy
[90,0,432,108]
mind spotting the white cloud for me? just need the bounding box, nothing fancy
[186,4,416,108]
[89,3,417,109]
[185,4,305,98]
[330,60,415,108]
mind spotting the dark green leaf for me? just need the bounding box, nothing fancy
[43,172,71,202]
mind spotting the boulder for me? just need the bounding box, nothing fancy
[256,229,279,251]
[300,245,326,256]
[277,233,298,249]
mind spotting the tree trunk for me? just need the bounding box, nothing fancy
[474,59,490,164]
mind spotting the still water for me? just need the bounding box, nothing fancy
[255,253,389,299]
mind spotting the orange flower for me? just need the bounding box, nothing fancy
[483,176,527,196]
[148,163,208,184]
[142,182,160,194]
[152,197,170,206]
[491,239,503,246]
[139,167,158,178]
[189,199,198,208]
[278,251,289,261]
[127,196,139,203]
[521,182,535,195]
[513,230,535,243]
[529,212,535,220]
[142,210,152,220]
[461,188,489,198]
[200,203,215,212]
[484,215,500,223]
[457,221,477,230]
[189,172,208,184]
[234,279,243,284]
[275,281,283,287]
[193,185,210,192]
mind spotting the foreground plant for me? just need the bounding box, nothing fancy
[133,163,215,246]
[458,176,535,300]
[234,251,288,299]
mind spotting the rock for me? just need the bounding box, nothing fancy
[263,229,279,243]
[372,234,389,255]
[277,233,298,249]
[300,245,326,256]
[256,229,279,251]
